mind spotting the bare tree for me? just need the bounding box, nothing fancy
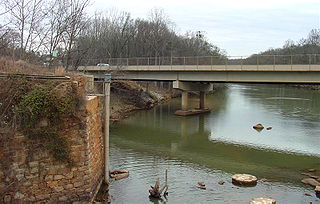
[3,0,49,60]
[60,0,90,69]
[148,8,174,62]
[72,8,225,66]
[41,0,68,66]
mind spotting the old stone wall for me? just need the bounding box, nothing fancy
[0,96,103,203]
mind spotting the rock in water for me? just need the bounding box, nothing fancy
[304,168,316,172]
[232,174,257,186]
[301,172,320,179]
[315,186,320,194]
[253,124,264,130]
[301,178,320,187]
[197,182,206,190]
[218,180,225,185]
[266,127,272,130]
[109,169,129,180]
[197,185,206,190]
[250,197,276,204]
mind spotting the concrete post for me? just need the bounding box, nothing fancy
[104,74,111,184]
[182,91,188,111]
[199,91,205,109]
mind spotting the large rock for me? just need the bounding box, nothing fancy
[301,178,320,187]
[232,174,257,186]
[250,197,276,204]
[253,124,264,130]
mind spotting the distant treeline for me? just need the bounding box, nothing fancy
[243,29,320,65]
[259,29,320,56]
[71,9,226,67]
[0,0,224,69]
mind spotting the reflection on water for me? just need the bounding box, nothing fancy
[109,84,320,203]
[208,84,320,156]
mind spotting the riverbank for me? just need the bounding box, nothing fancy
[109,81,224,122]
[109,81,177,122]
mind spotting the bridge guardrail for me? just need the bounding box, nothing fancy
[77,54,320,71]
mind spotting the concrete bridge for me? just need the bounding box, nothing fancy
[78,54,320,115]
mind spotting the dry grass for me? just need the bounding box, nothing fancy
[0,57,54,75]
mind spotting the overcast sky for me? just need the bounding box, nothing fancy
[91,0,320,56]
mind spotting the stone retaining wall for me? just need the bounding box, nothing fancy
[0,96,103,203]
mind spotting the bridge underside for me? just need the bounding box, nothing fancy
[91,70,320,84]
[172,81,212,116]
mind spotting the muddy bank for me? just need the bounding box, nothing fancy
[109,81,177,122]
[108,81,223,122]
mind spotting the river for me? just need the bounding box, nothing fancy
[109,83,320,203]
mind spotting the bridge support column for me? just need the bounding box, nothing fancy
[181,91,188,111]
[173,81,212,116]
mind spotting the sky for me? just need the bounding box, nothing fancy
[90,0,320,56]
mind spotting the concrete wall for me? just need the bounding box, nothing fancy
[0,96,103,203]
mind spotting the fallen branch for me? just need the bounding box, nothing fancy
[149,169,168,198]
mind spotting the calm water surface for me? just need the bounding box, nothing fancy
[109,84,320,204]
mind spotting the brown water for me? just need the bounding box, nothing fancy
[109,84,320,203]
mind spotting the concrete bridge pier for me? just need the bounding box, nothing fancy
[181,91,188,111]
[173,81,212,116]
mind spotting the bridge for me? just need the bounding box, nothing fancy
[78,54,320,115]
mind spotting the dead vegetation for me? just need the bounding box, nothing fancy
[0,57,54,75]
[149,169,168,199]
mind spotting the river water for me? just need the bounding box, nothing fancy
[109,84,320,204]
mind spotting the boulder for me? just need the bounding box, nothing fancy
[253,124,264,130]
[196,185,206,190]
[232,174,257,186]
[301,172,320,179]
[304,168,316,172]
[266,127,272,130]
[218,180,225,185]
[301,178,320,187]
[315,186,320,194]
[250,197,276,204]
[109,169,129,180]
[196,181,206,190]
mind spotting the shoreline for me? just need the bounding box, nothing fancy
[109,81,177,123]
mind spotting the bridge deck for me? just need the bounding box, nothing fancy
[78,64,320,84]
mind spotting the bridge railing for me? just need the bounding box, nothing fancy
[78,54,320,69]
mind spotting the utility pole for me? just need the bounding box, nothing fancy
[104,74,111,184]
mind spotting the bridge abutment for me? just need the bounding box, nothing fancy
[173,81,212,116]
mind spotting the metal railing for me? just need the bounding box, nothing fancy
[78,54,320,71]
